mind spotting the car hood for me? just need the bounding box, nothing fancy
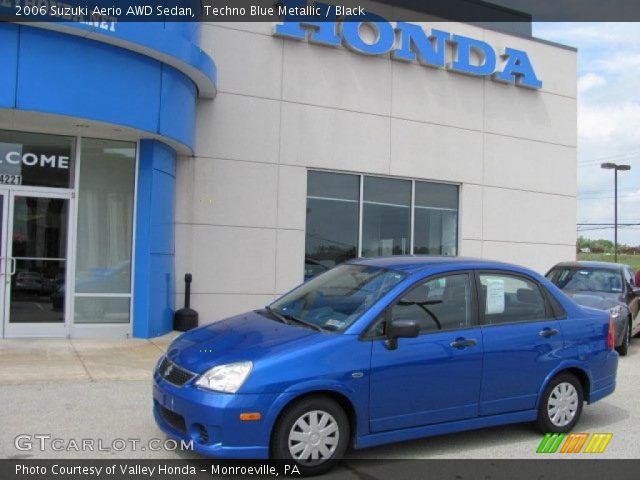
[165,310,321,373]
[563,290,621,311]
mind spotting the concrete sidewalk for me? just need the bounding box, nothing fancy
[0,332,179,385]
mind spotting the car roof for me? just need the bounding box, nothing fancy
[347,256,515,274]
[551,261,626,271]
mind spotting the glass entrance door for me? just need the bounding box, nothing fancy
[2,190,73,337]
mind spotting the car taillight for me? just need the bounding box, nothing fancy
[608,314,615,350]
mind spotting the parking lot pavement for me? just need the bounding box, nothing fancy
[0,338,638,460]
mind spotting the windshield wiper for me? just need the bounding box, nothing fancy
[280,313,326,332]
[264,306,291,325]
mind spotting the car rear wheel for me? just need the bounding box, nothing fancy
[271,396,350,475]
[536,373,584,434]
[616,319,631,356]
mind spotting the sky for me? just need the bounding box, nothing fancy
[532,23,640,245]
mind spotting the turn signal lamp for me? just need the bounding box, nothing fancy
[608,308,618,350]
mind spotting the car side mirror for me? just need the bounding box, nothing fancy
[385,319,420,350]
[633,287,640,296]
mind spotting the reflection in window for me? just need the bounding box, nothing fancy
[392,274,471,332]
[305,171,359,271]
[271,264,406,332]
[414,182,458,256]
[74,297,131,324]
[362,176,411,257]
[10,197,69,324]
[74,139,135,324]
[304,171,460,279]
[479,274,547,324]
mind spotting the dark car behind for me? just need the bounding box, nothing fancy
[546,261,640,355]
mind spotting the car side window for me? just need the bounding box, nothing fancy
[390,274,472,333]
[624,267,634,287]
[479,273,548,325]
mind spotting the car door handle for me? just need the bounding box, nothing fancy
[538,328,559,338]
[450,338,477,349]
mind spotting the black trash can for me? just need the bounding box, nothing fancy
[174,273,198,331]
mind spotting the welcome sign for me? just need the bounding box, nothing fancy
[0,132,74,188]
[274,1,543,89]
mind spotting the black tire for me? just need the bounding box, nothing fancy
[271,396,350,476]
[536,372,584,434]
[616,319,631,356]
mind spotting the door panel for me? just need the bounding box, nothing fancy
[479,321,563,415]
[477,271,564,416]
[368,272,483,433]
[3,191,72,337]
[369,328,484,432]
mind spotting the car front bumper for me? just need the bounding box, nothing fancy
[153,373,279,459]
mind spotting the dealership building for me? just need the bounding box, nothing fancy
[0,3,577,338]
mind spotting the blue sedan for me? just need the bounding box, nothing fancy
[153,257,618,474]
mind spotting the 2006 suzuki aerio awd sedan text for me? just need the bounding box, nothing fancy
[154,257,618,474]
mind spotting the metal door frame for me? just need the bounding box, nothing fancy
[2,189,75,338]
[0,188,9,338]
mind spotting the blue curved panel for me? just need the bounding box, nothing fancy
[54,21,216,97]
[0,23,18,108]
[17,26,162,132]
[134,140,176,338]
[160,65,197,149]
[2,24,199,150]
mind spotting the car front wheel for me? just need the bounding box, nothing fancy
[536,373,584,433]
[271,396,350,475]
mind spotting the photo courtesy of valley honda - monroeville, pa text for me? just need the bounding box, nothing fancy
[154,257,618,475]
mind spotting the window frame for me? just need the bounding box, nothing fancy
[474,270,560,328]
[305,169,461,267]
[361,270,479,340]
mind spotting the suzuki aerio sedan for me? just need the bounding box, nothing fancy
[154,257,618,474]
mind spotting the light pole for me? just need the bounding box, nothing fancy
[601,162,631,263]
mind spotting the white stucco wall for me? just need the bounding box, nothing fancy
[175,20,577,323]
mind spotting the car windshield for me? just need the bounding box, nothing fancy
[269,264,406,333]
[547,267,623,293]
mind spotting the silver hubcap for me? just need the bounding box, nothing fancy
[288,410,339,463]
[548,382,579,427]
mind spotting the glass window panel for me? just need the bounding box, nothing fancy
[0,130,75,188]
[304,173,461,277]
[415,182,458,209]
[75,139,135,296]
[414,181,458,256]
[392,274,471,332]
[12,197,68,259]
[10,259,66,323]
[10,197,69,324]
[305,172,359,275]
[479,274,548,324]
[272,264,406,332]
[307,170,359,201]
[362,176,411,257]
[74,297,131,324]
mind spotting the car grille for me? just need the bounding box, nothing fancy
[158,356,196,386]
[158,404,186,434]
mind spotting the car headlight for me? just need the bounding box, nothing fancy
[610,305,622,319]
[195,361,253,393]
